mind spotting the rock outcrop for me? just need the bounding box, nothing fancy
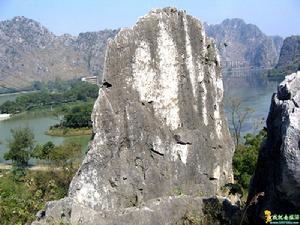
[276,36,300,69]
[0,16,118,91]
[247,71,300,223]
[205,19,283,69]
[34,8,234,225]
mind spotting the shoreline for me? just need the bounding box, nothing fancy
[46,127,92,137]
[0,90,37,97]
[0,113,11,121]
[0,163,62,171]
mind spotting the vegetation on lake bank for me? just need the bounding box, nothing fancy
[1,80,96,139]
[0,79,98,114]
[0,127,83,224]
[46,101,94,136]
[267,62,300,80]
[232,130,266,196]
[46,127,92,136]
[0,164,79,224]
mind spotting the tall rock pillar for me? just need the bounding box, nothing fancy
[34,8,234,225]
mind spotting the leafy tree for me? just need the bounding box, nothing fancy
[1,140,83,224]
[0,170,74,224]
[233,129,267,190]
[4,127,34,168]
[61,103,93,128]
[226,97,254,146]
[47,142,82,185]
[0,100,22,114]
[48,142,82,167]
[32,141,55,161]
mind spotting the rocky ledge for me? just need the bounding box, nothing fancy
[247,71,300,224]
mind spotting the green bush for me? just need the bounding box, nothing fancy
[233,130,266,190]
[0,170,72,224]
[267,61,300,80]
[61,103,93,128]
[0,141,82,224]
[32,141,55,160]
[4,127,34,168]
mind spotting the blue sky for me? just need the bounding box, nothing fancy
[0,0,299,37]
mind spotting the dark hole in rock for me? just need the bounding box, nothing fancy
[37,210,46,219]
[102,80,112,88]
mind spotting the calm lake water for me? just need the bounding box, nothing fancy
[223,70,279,134]
[0,70,279,162]
[0,93,91,163]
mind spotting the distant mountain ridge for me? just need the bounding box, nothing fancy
[267,35,300,79]
[276,35,300,68]
[0,16,118,92]
[205,18,283,69]
[0,17,284,92]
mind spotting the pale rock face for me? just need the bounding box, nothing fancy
[33,8,234,224]
[247,71,300,223]
[68,6,234,210]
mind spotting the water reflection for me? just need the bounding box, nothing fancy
[223,70,279,135]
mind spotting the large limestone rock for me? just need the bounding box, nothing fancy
[34,8,234,224]
[247,71,300,223]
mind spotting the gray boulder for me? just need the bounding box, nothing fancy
[34,7,234,224]
[33,196,240,225]
[247,71,300,223]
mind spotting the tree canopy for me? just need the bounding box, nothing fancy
[4,127,34,167]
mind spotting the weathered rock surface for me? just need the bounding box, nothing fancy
[33,196,239,225]
[247,71,300,223]
[275,36,300,75]
[205,19,283,69]
[34,8,234,224]
[0,16,118,91]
